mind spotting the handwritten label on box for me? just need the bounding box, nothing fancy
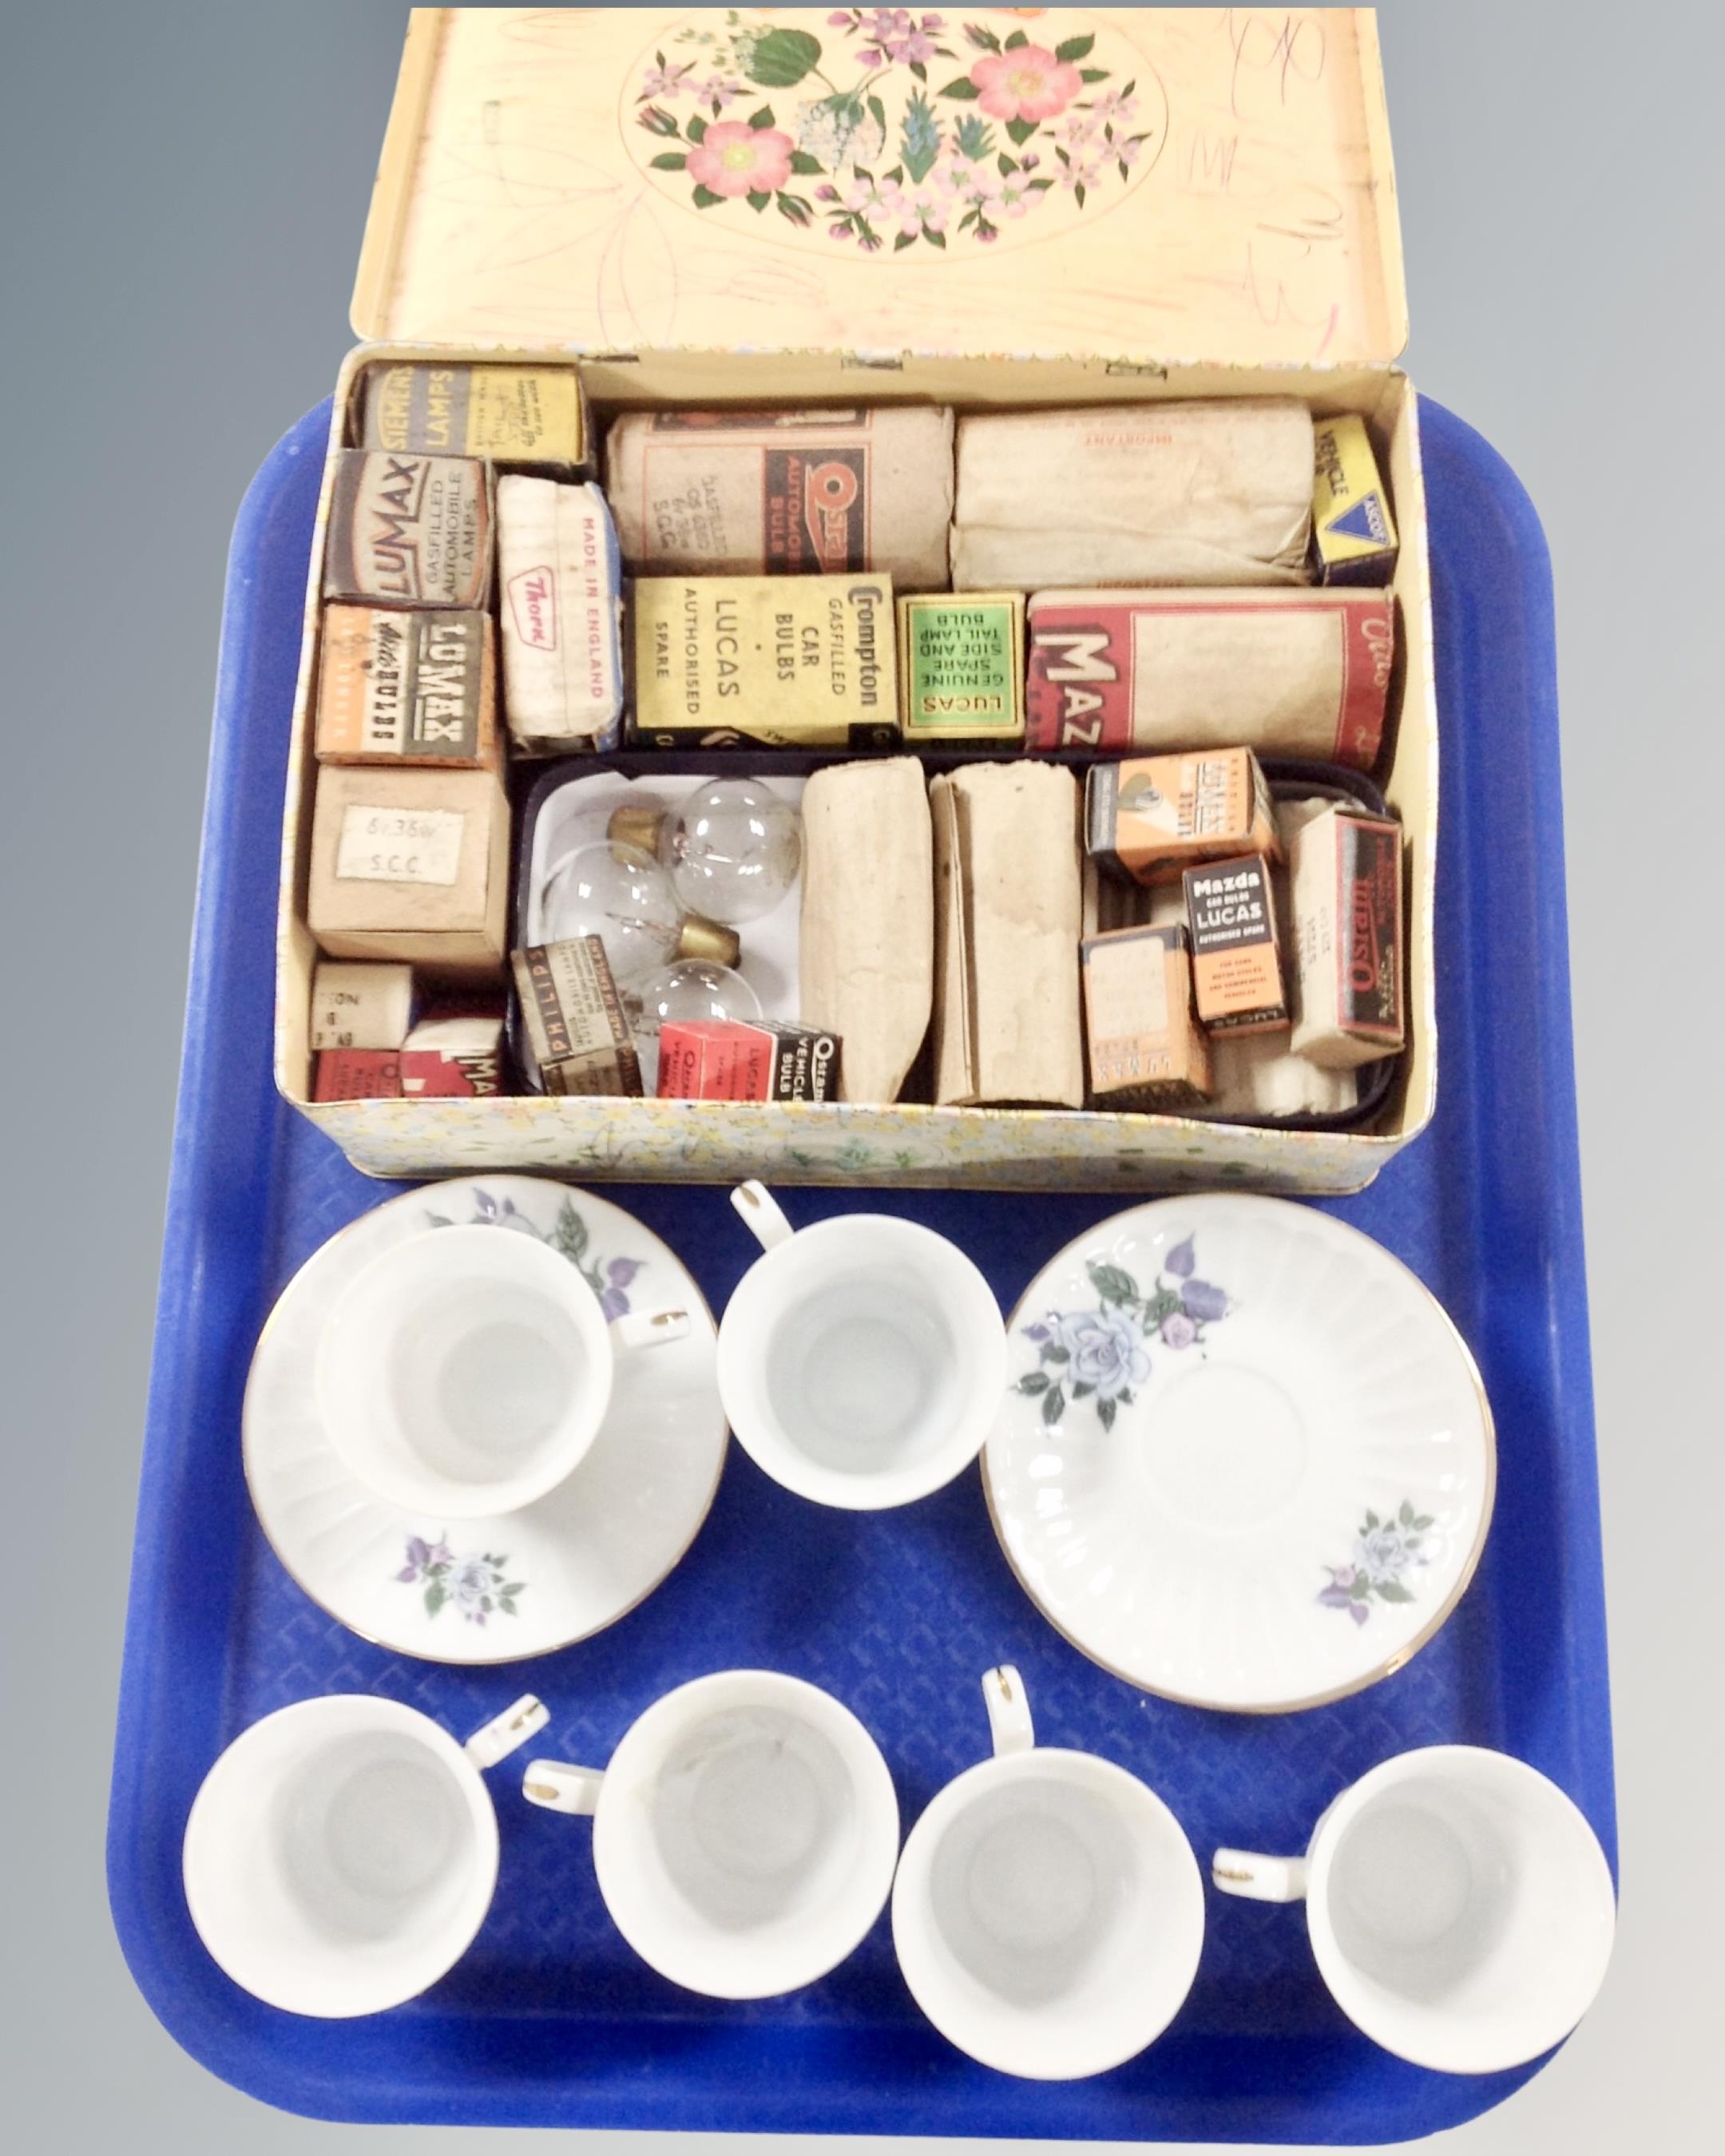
[335,805,465,886]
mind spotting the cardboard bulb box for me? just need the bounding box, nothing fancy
[275,7,1436,1195]
[1086,748,1279,886]
[307,763,510,980]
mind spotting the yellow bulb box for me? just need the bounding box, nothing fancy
[629,573,898,749]
[1313,414,1399,584]
[359,361,589,475]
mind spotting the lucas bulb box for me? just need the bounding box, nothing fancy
[1184,856,1291,1035]
[629,573,898,749]
[274,7,1437,1194]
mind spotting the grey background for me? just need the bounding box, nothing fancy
[2,2,1718,2149]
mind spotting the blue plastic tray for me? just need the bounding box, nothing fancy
[108,398,1614,2142]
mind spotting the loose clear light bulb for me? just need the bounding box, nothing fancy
[611,780,802,925]
[541,839,740,992]
[633,959,761,1093]
[541,839,682,990]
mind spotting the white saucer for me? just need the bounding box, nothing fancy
[984,1195,1495,1714]
[244,1176,728,1665]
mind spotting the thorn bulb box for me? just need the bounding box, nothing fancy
[275,6,1436,1194]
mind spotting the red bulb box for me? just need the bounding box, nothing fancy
[657,1020,841,1104]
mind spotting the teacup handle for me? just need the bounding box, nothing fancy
[1211,1848,1309,1902]
[521,1759,605,1815]
[611,1304,690,1351]
[463,1694,549,1770]
[732,1180,795,1251]
[982,1664,1034,1755]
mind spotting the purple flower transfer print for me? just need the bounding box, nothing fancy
[599,1256,644,1322]
[398,1537,525,1626]
[423,1189,644,1323]
[1014,1235,1232,1431]
[1318,1502,1434,1625]
[1180,1278,1228,1324]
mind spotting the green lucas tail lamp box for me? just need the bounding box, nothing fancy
[897,593,1026,744]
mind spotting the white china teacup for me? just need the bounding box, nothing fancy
[182,1691,548,2017]
[315,1223,689,1517]
[521,1670,899,1999]
[716,1183,1005,1509]
[892,1667,1205,2079]
[1212,1744,1616,2073]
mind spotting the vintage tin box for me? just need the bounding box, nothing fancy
[275,6,1434,1191]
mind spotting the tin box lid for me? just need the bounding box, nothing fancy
[353,6,1407,369]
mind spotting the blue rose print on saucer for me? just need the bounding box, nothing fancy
[1318,1502,1435,1624]
[396,1537,526,1627]
[1013,1234,1232,1430]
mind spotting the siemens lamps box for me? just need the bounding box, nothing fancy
[275,6,1435,1192]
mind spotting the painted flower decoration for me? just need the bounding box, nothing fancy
[1318,1502,1436,1625]
[640,60,696,100]
[1356,1520,1418,1578]
[398,1534,451,1580]
[1014,1233,1232,1430]
[686,118,796,198]
[796,93,886,168]
[970,44,1081,123]
[424,1187,644,1322]
[639,14,1158,250]
[398,1536,525,1626]
[1056,1306,1151,1400]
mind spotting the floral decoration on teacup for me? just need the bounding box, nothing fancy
[425,1185,645,1322]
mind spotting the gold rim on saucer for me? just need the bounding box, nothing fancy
[981,1195,1497,1715]
[241,1175,728,1667]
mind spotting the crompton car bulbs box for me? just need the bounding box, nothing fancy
[276,7,1434,1194]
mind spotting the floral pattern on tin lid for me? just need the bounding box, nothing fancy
[632,9,1161,251]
